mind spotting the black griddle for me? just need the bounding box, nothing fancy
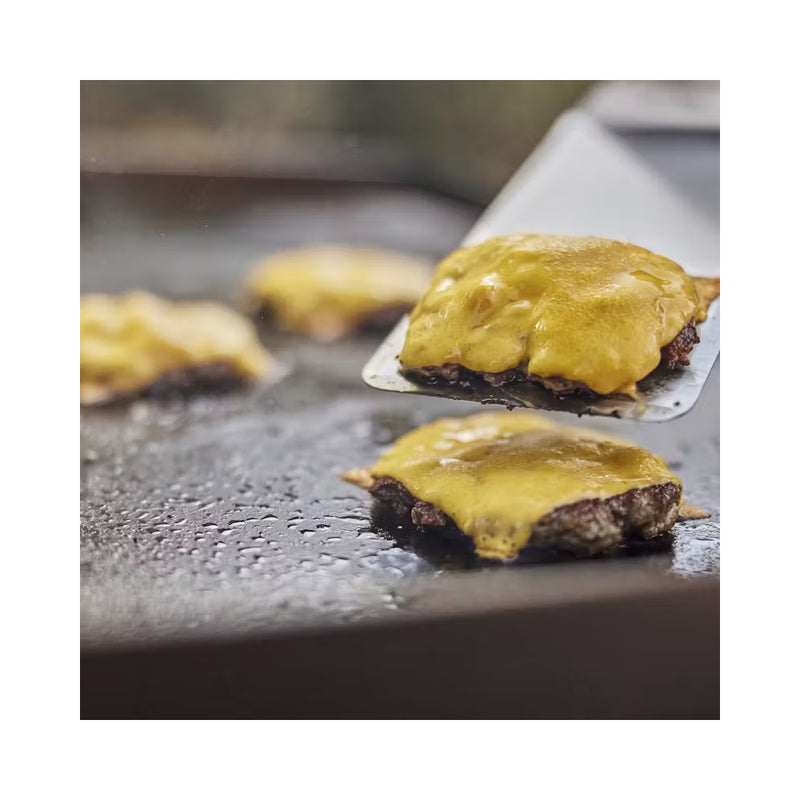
[80,172,719,719]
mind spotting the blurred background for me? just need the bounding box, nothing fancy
[81,80,719,297]
[82,80,718,203]
[81,80,594,201]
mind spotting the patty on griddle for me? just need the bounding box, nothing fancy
[82,363,249,406]
[81,291,272,406]
[368,475,681,557]
[244,245,432,341]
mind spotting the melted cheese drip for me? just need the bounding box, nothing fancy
[400,234,707,396]
[80,292,272,404]
[246,245,432,341]
[370,412,679,560]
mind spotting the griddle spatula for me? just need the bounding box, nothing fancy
[362,110,719,422]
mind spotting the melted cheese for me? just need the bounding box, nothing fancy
[400,234,715,396]
[692,276,721,322]
[368,412,679,560]
[246,245,432,341]
[80,292,272,404]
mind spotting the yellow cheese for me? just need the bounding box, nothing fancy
[80,292,271,405]
[246,245,432,341]
[400,234,718,396]
[364,412,679,559]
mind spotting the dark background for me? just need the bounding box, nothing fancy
[81,80,593,200]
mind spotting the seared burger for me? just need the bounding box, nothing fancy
[80,292,272,405]
[399,234,720,399]
[245,245,432,342]
[344,412,706,560]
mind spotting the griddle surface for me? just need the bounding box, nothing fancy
[80,174,719,648]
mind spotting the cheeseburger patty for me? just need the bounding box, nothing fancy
[366,475,682,557]
[344,412,707,560]
[404,320,701,399]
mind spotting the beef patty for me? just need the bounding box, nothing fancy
[403,320,699,398]
[81,363,249,406]
[253,301,412,339]
[368,475,682,558]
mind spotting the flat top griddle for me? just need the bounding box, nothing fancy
[81,172,719,655]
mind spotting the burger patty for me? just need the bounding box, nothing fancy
[253,302,412,337]
[81,362,248,406]
[660,319,701,368]
[368,475,682,557]
[403,320,700,397]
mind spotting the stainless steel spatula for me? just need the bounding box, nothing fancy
[362,110,719,422]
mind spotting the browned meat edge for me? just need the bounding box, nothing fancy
[368,475,681,558]
[402,320,700,398]
[253,301,412,338]
[81,362,249,407]
[660,320,701,368]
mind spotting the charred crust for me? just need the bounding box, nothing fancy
[142,363,248,398]
[368,476,681,559]
[660,319,700,368]
[402,321,700,398]
[357,304,414,334]
[252,301,411,337]
[403,363,600,399]
[82,362,248,407]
